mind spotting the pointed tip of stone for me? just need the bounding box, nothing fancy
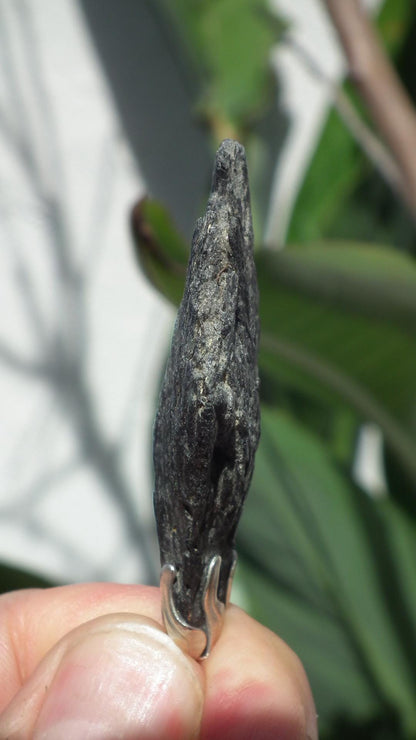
[217,138,245,157]
[211,139,248,196]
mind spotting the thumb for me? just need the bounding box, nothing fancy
[0,613,203,740]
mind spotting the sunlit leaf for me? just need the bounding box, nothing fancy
[131,198,187,306]
[256,241,416,488]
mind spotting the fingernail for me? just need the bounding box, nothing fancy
[34,618,203,740]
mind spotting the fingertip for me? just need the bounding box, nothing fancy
[201,606,318,740]
[0,581,163,710]
[1,614,204,740]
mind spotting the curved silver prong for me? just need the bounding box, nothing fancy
[160,564,207,659]
[200,555,224,658]
[200,551,238,658]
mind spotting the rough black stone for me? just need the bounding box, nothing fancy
[153,139,260,628]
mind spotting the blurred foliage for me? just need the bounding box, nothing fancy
[133,0,416,737]
[287,0,416,252]
[154,0,288,239]
[157,0,286,138]
[0,563,53,595]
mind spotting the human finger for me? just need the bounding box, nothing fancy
[0,611,203,740]
[0,581,161,710]
[200,605,318,740]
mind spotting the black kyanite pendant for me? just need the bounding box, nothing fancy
[153,139,260,657]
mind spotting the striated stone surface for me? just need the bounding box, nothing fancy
[153,139,260,628]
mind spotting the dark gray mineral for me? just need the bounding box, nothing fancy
[153,139,260,628]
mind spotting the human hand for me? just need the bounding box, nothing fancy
[0,583,317,739]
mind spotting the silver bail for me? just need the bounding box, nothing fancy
[160,552,237,660]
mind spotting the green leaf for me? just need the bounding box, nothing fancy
[238,407,416,734]
[377,0,415,56]
[131,198,187,306]
[158,0,285,133]
[256,241,416,487]
[287,110,365,244]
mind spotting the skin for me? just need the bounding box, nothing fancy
[0,583,318,739]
